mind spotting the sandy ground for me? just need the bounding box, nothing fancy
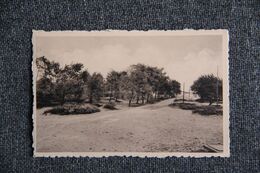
[36,99,223,152]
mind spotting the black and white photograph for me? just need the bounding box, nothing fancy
[32,30,229,157]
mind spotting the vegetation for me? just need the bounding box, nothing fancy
[191,74,222,105]
[36,57,181,110]
[37,57,223,116]
[124,64,181,107]
[106,71,126,102]
[103,102,117,110]
[36,56,104,107]
[169,102,222,116]
[87,72,104,103]
[192,105,222,115]
[43,103,100,115]
[36,57,222,115]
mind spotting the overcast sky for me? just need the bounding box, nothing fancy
[35,34,223,90]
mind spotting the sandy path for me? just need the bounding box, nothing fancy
[36,99,223,152]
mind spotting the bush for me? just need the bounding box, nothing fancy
[169,103,223,116]
[169,103,196,110]
[174,99,187,102]
[168,103,178,107]
[43,103,100,115]
[93,103,103,107]
[147,100,156,104]
[195,98,206,103]
[103,102,117,110]
[178,103,197,110]
[192,106,223,115]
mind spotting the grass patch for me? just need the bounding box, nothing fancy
[44,103,100,115]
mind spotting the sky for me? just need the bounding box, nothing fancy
[35,34,223,90]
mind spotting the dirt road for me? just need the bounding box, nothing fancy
[36,99,223,152]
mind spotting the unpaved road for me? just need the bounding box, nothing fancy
[36,99,223,152]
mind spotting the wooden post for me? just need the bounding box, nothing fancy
[183,83,185,103]
[216,66,219,106]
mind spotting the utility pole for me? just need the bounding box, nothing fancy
[189,88,191,100]
[183,82,185,103]
[216,66,219,106]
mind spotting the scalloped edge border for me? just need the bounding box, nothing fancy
[32,29,230,158]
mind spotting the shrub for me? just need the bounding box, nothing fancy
[178,103,197,110]
[103,102,117,110]
[168,103,178,107]
[169,103,196,110]
[192,106,222,115]
[43,103,100,115]
[169,103,223,116]
[195,98,206,103]
[147,100,156,104]
[93,103,103,107]
[174,99,187,102]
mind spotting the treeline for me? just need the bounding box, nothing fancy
[36,57,181,107]
[105,64,181,106]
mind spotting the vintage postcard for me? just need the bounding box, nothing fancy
[32,30,229,157]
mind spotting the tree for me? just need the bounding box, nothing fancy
[122,74,136,107]
[123,64,181,106]
[54,63,85,104]
[128,64,149,105]
[146,67,165,100]
[157,75,170,98]
[115,71,135,106]
[191,74,222,105]
[145,66,161,100]
[36,56,60,80]
[117,71,128,100]
[36,57,89,105]
[88,72,104,103]
[36,78,55,107]
[36,56,182,108]
[36,57,60,107]
[106,71,121,102]
[167,80,181,98]
[80,70,91,99]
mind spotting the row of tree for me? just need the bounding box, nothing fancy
[106,64,181,106]
[36,57,104,106]
[36,57,181,107]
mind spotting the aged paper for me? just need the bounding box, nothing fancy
[32,30,229,157]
